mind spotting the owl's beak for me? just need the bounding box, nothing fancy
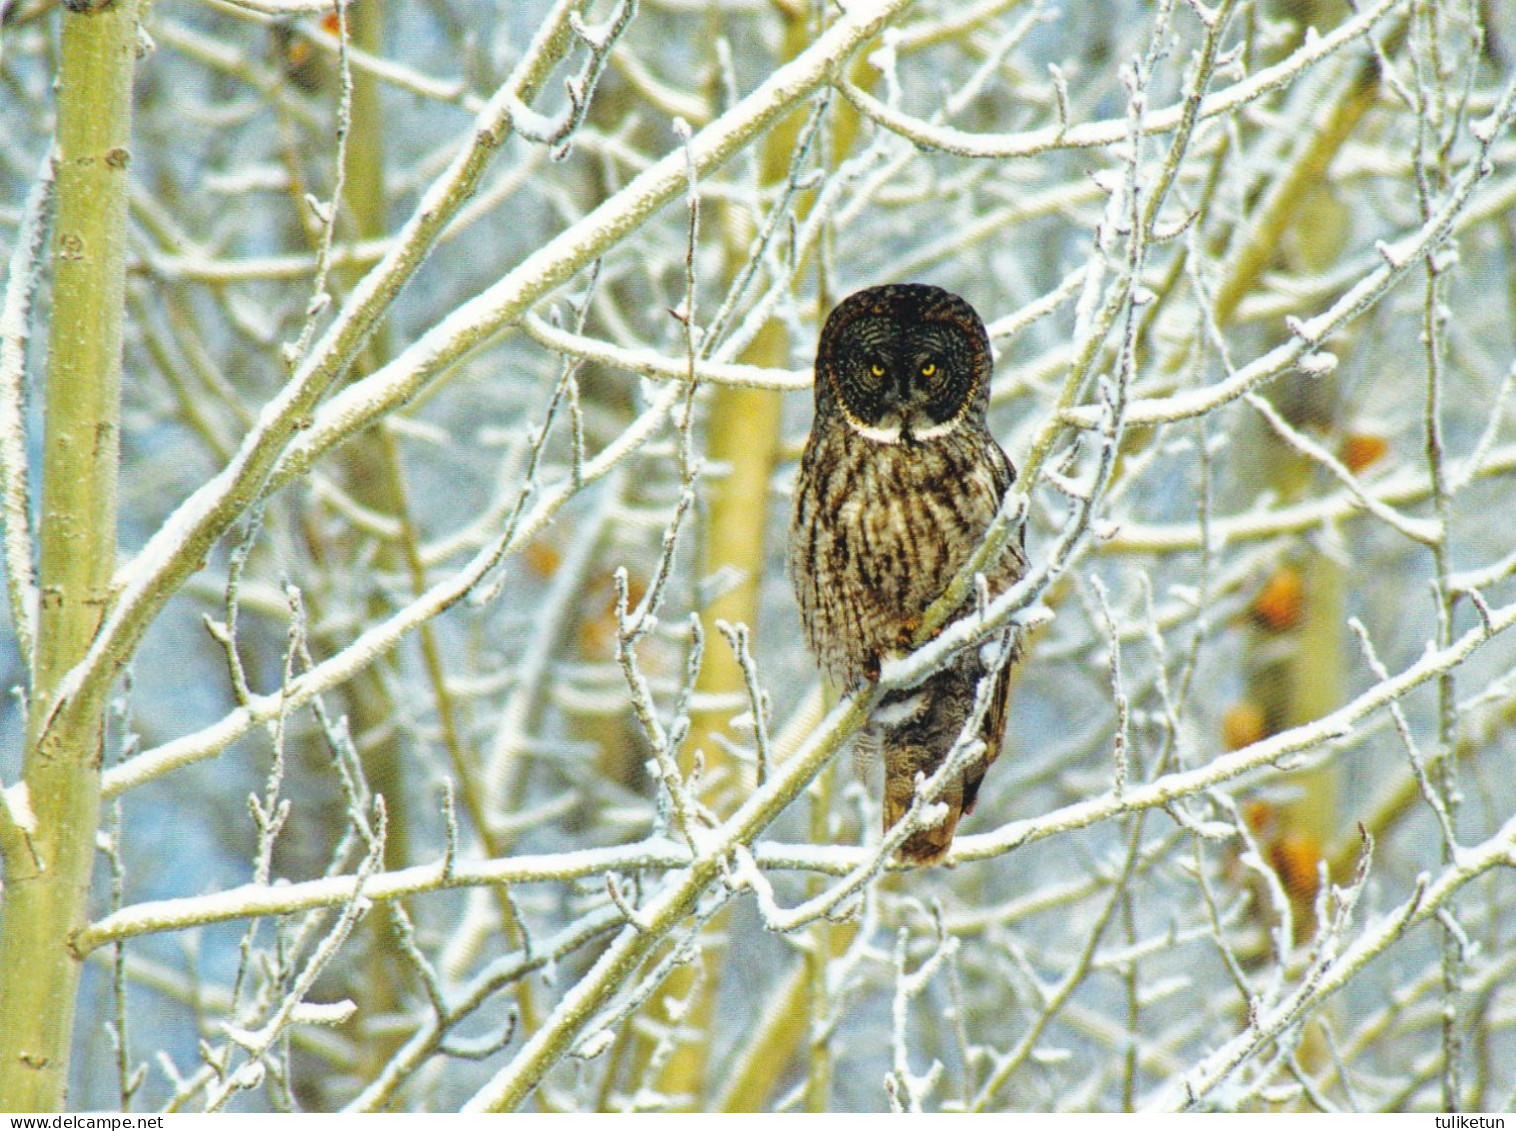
[893,367,916,405]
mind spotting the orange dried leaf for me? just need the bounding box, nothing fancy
[1223,701,1268,750]
[1268,833,1323,907]
[1341,432,1388,474]
[523,539,562,579]
[1242,799,1276,836]
[578,614,616,659]
[1251,566,1305,632]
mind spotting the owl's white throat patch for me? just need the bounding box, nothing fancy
[847,413,960,445]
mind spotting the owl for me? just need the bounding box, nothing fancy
[789,284,1026,865]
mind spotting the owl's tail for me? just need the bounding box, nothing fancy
[882,741,969,866]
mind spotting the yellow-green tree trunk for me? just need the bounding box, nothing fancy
[0,0,140,1109]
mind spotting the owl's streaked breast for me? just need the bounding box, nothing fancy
[789,423,1014,688]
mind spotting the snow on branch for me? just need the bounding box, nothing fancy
[836,0,1404,159]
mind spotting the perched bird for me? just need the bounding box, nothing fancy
[789,284,1026,865]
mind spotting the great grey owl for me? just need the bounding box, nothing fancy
[789,283,1026,865]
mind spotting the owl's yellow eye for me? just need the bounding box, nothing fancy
[921,362,937,377]
[870,363,885,377]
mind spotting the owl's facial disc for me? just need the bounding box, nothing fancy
[831,317,971,443]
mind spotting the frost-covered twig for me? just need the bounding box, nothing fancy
[100,381,686,800]
[1108,442,1516,554]
[1347,617,1459,856]
[715,620,773,786]
[836,0,1401,159]
[202,799,385,1111]
[520,314,810,389]
[954,592,1516,865]
[884,917,956,1112]
[280,0,353,371]
[209,0,343,14]
[458,686,878,1112]
[505,0,637,157]
[34,0,586,737]
[1146,808,1516,1111]
[79,589,1516,972]
[969,808,1150,1110]
[259,3,907,481]
[1244,391,1439,545]
[1064,68,1516,432]
[1089,575,1131,795]
[346,904,623,1111]
[728,630,1014,932]
[0,148,52,670]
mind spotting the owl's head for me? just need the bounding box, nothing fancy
[814,283,992,444]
